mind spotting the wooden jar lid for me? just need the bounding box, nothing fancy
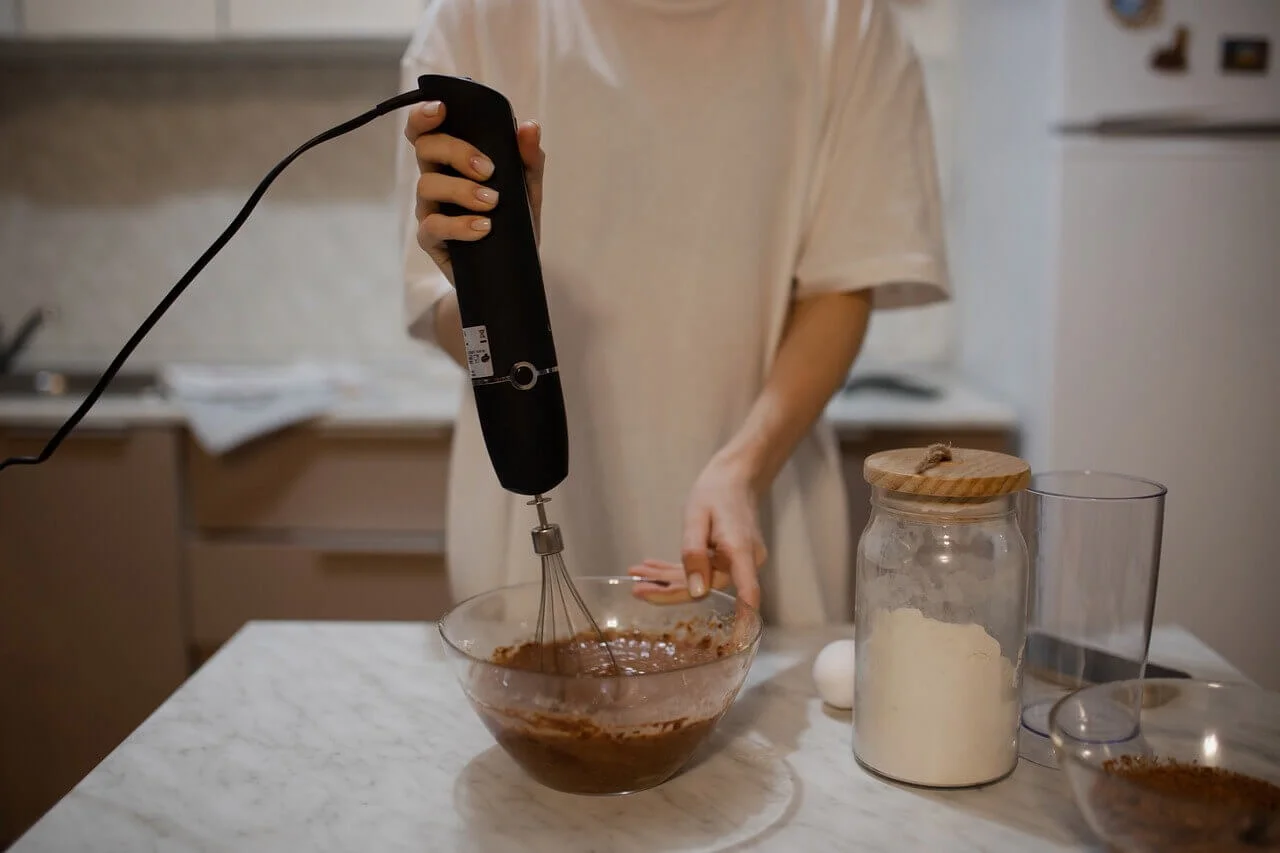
[863,445,1031,499]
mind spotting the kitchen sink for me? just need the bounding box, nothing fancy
[0,369,161,399]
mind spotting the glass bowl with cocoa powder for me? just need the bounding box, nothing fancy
[438,576,763,795]
[1050,678,1280,852]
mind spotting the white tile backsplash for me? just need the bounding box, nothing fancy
[1,57,422,367]
[0,50,955,370]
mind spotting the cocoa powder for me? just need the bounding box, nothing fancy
[1090,755,1280,851]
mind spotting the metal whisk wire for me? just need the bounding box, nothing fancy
[528,495,620,676]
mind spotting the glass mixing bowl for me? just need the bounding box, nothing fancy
[1049,678,1280,852]
[437,575,763,796]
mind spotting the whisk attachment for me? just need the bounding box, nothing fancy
[529,494,563,557]
[528,495,620,676]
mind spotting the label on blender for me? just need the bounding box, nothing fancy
[462,325,495,379]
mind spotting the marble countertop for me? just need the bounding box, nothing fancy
[10,622,1243,853]
[0,365,463,431]
[0,362,1018,434]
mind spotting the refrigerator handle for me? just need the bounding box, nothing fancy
[1057,118,1280,139]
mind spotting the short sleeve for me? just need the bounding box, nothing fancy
[793,0,949,310]
[396,0,468,346]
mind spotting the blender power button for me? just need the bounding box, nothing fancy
[511,362,538,390]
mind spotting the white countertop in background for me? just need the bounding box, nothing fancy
[0,363,1019,434]
[8,621,1244,853]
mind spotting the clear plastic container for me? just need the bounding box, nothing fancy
[853,446,1031,788]
[1016,470,1167,769]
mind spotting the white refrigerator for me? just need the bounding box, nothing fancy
[952,0,1280,687]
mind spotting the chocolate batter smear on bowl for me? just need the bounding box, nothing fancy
[466,619,750,795]
[493,624,729,675]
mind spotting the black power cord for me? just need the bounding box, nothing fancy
[0,87,430,473]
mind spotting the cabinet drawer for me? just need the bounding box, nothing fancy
[187,541,452,649]
[21,0,218,39]
[224,0,423,38]
[185,428,450,533]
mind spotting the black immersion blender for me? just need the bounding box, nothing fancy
[418,75,567,498]
[418,75,615,671]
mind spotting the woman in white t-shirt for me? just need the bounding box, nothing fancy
[398,0,949,626]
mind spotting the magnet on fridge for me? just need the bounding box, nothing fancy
[1221,37,1270,75]
[1151,25,1189,73]
[1107,0,1162,30]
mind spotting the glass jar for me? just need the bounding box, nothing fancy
[853,446,1031,789]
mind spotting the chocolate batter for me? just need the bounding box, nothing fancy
[492,625,731,676]
[469,625,745,794]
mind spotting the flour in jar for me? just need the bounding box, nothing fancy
[855,607,1020,787]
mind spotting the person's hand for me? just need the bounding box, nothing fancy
[627,558,731,604]
[403,100,545,285]
[631,456,766,609]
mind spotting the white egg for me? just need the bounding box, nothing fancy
[812,638,856,709]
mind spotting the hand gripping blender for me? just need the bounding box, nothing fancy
[418,75,615,671]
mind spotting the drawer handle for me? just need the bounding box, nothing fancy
[4,424,132,440]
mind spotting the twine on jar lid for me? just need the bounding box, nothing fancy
[863,445,1031,499]
[915,442,953,473]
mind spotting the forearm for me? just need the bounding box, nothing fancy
[432,289,468,369]
[717,289,873,494]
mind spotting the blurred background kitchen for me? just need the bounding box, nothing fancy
[1,0,1277,845]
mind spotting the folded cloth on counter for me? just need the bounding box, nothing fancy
[161,362,364,455]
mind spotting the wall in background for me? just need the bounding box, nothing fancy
[1,4,958,370]
[1,57,428,368]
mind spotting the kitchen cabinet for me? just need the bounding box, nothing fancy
[224,0,423,40]
[0,427,188,848]
[19,0,218,39]
[13,0,420,43]
[182,426,453,663]
[180,423,1015,657]
[0,0,18,37]
[185,426,449,533]
[187,543,449,659]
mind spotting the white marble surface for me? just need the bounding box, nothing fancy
[0,363,1017,434]
[10,622,1243,853]
[826,366,1019,432]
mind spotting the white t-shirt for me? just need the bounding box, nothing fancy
[398,0,949,626]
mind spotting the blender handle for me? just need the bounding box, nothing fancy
[415,74,569,497]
